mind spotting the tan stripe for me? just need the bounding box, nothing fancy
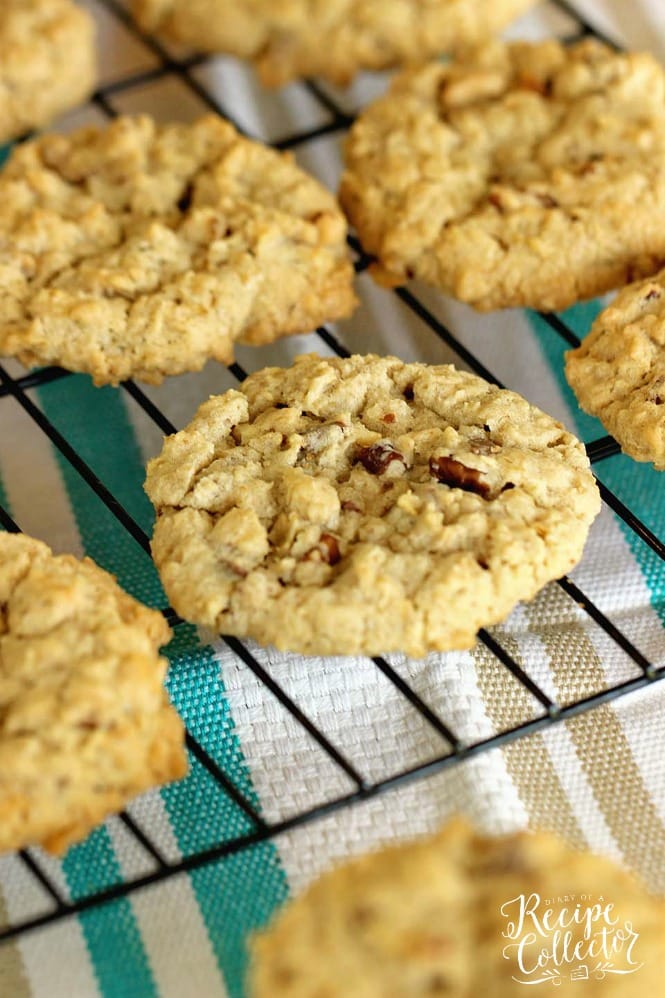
[0,890,31,997]
[527,586,665,888]
[473,637,585,847]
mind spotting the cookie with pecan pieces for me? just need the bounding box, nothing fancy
[566,270,665,470]
[249,819,665,996]
[0,114,356,385]
[341,39,665,311]
[0,532,186,854]
[144,353,600,657]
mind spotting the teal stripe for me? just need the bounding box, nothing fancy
[62,833,157,998]
[161,625,289,997]
[36,375,288,997]
[527,304,665,624]
[34,378,157,996]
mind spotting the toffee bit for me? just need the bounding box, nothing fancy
[645,289,661,302]
[429,455,491,498]
[356,442,406,475]
[341,499,361,512]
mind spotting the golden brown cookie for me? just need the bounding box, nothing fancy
[144,353,600,658]
[0,532,187,854]
[131,0,536,87]
[0,0,96,142]
[340,39,665,311]
[250,819,665,996]
[0,114,357,385]
[566,272,665,470]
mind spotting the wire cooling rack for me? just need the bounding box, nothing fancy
[0,0,664,946]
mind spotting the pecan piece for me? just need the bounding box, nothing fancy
[356,442,406,475]
[429,456,490,498]
[304,533,341,566]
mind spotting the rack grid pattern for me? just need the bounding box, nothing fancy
[0,0,663,946]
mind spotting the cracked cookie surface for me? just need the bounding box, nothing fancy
[131,0,536,87]
[0,114,357,385]
[0,532,187,854]
[566,272,665,470]
[249,819,665,996]
[0,0,96,142]
[340,39,665,311]
[145,353,600,658]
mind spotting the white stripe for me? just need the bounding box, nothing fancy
[0,394,83,556]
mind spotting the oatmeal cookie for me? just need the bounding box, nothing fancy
[0,0,96,143]
[144,353,600,658]
[0,114,357,385]
[131,0,536,87]
[0,532,187,854]
[566,272,665,470]
[340,39,665,311]
[249,819,665,996]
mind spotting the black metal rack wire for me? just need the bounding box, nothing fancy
[0,0,663,946]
